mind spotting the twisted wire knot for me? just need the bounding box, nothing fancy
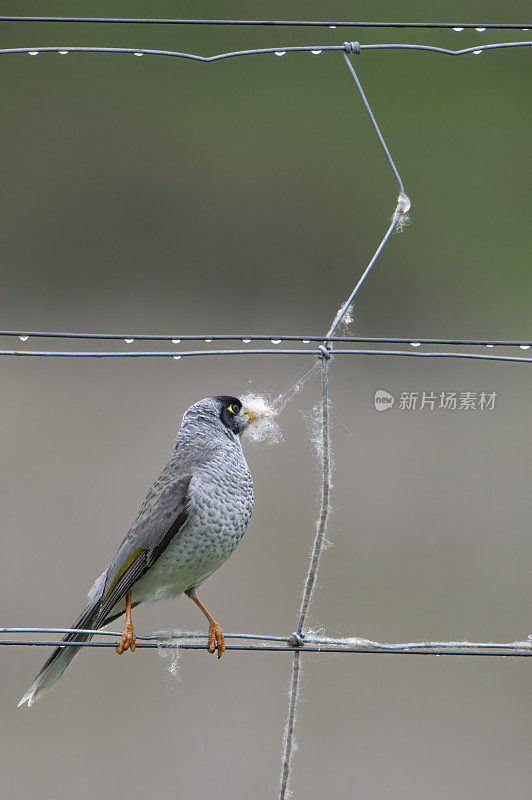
[318,344,331,361]
[343,41,361,55]
[288,632,304,648]
[318,344,332,361]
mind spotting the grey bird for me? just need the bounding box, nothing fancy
[19,395,273,707]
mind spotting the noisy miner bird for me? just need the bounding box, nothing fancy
[19,395,274,707]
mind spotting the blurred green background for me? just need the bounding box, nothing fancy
[1,2,531,799]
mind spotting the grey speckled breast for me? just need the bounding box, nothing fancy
[131,440,254,604]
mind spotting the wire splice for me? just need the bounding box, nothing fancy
[343,41,361,54]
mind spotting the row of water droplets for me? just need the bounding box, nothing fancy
[12,334,532,352]
[27,50,146,57]
[13,333,308,361]
[272,26,532,57]
[21,23,532,62]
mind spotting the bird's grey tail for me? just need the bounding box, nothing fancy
[18,602,101,708]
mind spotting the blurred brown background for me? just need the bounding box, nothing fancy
[1,2,531,798]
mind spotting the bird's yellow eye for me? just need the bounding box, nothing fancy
[227,404,239,415]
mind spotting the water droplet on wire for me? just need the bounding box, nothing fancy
[134,52,144,57]
[19,335,29,342]
[473,50,483,55]
[173,355,181,360]
[453,27,464,32]
[204,338,213,343]
[275,51,286,57]
[302,340,311,344]
[486,344,494,348]
[58,50,69,56]
[124,338,134,344]
[28,51,38,56]
[475,27,486,32]
[171,339,181,344]
[271,339,282,345]
[328,25,337,29]
[242,338,251,343]
[311,50,322,55]
[410,342,421,348]
[520,345,530,350]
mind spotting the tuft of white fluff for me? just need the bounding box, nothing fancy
[393,191,411,231]
[305,629,374,648]
[155,629,182,685]
[329,299,355,336]
[301,401,333,469]
[240,393,282,445]
[340,303,354,329]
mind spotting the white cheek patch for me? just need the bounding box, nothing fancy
[240,394,282,445]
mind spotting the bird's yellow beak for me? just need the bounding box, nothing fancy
[242,402,275,425]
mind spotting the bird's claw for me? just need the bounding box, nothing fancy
[208,621,225,659]
[116,620,136,654]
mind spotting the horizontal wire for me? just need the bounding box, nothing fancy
[5,628,530,651]
[3,642,531,656]
[334,349,532,363]
[0,42,531,62]
[0,17,530,30]
[0,627,289,643]
[2,628,531,656]
[1,348,531,363]
[2,332,531,346]
[3,332,532,347]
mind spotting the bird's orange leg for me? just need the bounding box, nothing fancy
[186,589,225,659]
[116,591,136,654]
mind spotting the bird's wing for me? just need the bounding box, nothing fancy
[93,472,192,627]
[17,470,193,706]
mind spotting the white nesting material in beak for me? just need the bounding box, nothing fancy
[240,395,281,444]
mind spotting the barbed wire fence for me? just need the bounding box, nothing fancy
[1,16,531,800]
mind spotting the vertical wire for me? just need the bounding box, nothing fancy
[327,52,409,339]
[279,650,301,800]
[342,51,405,195]
[326,217,398,338]
[279,359,331,800]
[279,49,409,797]
[296,361,332,634]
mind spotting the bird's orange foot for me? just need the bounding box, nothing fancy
[207,621,225,659]
[116,620,136,654]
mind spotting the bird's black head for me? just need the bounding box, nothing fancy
[213,395,246,435]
